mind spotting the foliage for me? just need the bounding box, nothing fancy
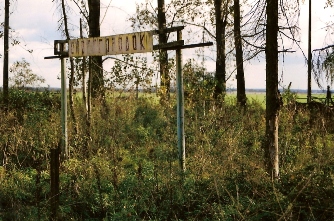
[323,49,334,70]
[312,3,334,88]
[9,59,45,88]
[105,54,154,92]
[281,83,298,106]
[183,59,215,101]
[314,47,334,89]
[326,0,334,8]
[1,90,334,220]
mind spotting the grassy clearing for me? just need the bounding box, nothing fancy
[227,92,328,106]
[73,90,327,106]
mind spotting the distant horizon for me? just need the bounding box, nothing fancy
[0,87,329,94]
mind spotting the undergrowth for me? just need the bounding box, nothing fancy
[0,89,334,220]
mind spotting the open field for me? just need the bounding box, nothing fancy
[73,90,329,106]
[233,92,328,106]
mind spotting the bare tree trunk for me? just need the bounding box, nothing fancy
[307,0,312,103]
[88,0,104,99]
[61,0,78,135]
[158,0,170,101]
[80,18,91,149]
[214,0,227,101]
[2,0,9,110]
[265,0,280,179]
[234,0,247,106]
[80,18,88,112]
[68,60,78,134]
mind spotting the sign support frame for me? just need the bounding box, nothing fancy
[45,26,213,172]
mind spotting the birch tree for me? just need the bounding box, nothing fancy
[244,0,301,178]
[265,0,280,179]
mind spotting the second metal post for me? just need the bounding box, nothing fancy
[61,57,68,160]
[176,30,185,171]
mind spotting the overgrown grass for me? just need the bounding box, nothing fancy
[1,89,334,220]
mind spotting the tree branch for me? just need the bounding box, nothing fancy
[174,20,216,40]
[242,38,265,50]
[313,44,334,52]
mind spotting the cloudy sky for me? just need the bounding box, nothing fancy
[0,0,333,90]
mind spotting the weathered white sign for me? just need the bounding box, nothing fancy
[68,31,153,57]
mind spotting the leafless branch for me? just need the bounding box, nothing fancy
[242,38,265,50]
[175,20,216,40]
[72,0,88,21]
[313,44,334,52]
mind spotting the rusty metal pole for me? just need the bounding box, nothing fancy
[176,30,185,172]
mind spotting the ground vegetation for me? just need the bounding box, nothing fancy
[1,88,334,220]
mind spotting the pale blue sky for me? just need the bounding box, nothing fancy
[0,0,333,90]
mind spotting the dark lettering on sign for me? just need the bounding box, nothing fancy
[99,38,103,53]
[87,39,91,53]
[132,35,137,50]
[76,41,79,55]
[118,37,122,51]
[140,34,145,50]
[106,39,110,53]
[81,40,85,55]
[70,42,74,55]
[112,37,115,52]
[125,36,129,51]
[68,31,152,57]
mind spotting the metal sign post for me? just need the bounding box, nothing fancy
[176,30,185,171]
[60,57,68,160]
[45,40,69,160]
[45,41,69,221]
[154,27,212,172]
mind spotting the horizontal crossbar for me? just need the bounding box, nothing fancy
[153,40,184,50]
[153,26,185,35]
[44,56,68,59]
[176,42,213,50]
[154,42,213,51]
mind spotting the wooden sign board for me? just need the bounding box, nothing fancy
[68,31,153,57]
